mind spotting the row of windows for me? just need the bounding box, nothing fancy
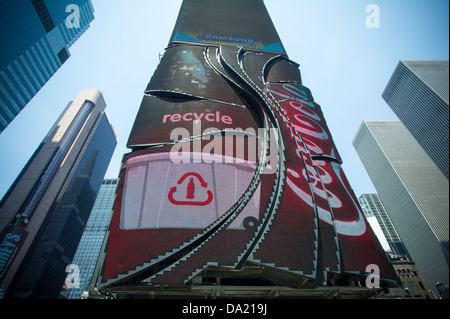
[396,267,418,278]
[383,61,449,178]
[358,194,404,244]
[65,180,118,298]
[0,1,46,64]
[0,37,61,130]
[0,1,95,132]
[31,0,55,33]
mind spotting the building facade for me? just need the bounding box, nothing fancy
[382,60,449,179]
[0,0,95,133]
[386,255,435,299]
[0,89,116,298]
[353,120,449,297]
[358,194,435,299]
[62,179,118,299]
[90,0,399,299]
[358,194,411,260]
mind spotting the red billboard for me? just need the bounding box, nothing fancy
[96,1,398,291]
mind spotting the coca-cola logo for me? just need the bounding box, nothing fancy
[265,83,366,237]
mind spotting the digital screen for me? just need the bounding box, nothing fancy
[127,96,259,149]
[99,35,398,288]
[265,82,342,162]
[127,45,260,149]
[260,58,396,281]
[169,0,286,54]
[120,152,260,231]
[101,148,264,283]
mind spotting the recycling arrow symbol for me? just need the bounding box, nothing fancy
[168,172,213,206]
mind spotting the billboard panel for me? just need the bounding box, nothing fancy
[169,0,286,54]
[264,82,342,162]
[101,148,263,283]
[97,0,399,291]
[252,121,318,277]
[259,58,397,282]
[127,95,259,148]
[146,45,249,107]
[120,152,259,231]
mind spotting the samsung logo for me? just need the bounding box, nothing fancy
[198,34,259,45]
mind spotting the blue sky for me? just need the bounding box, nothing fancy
[0,0,448,201]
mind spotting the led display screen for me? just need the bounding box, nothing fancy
[169,0,285,54]
[120,152,259,231]
[97,0,398,291]
[146,45,248,107]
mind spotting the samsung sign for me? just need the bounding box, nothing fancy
[197,34,260,47]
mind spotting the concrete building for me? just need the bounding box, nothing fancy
[353,120,449,297]
[382,60,449,179]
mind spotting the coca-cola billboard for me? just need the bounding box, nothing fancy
[96,0,398,292]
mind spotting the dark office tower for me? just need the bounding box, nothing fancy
[91,0,398,298]
[353,120,449,297]
[382,60,449,179]
[0,89,116,299]
[0,0,95,133]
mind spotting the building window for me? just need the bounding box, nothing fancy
[58,48,70,64]
[31,0,55,33]
[418,281,425,290]
[409,281,418,291]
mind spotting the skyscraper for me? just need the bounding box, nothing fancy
[358,194,435,299]
[0,89,116,298]
[358,194,411,260]
[62,179,118,299]
[353,120,449,297]
[0,0,95,133]
[382,60,449,179]
[91,0,398,299]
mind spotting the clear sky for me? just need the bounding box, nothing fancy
[0,0,448,202]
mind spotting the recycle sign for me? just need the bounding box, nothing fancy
[168,172,213,206]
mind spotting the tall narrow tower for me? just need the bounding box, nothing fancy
[92,0,398,298]
[0,89,116,298]
[382,60,449,179]
[353,120,449,297]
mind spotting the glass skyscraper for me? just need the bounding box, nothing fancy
[382,60,449,179]
[62,179,118,299]
[353,120,449,297]
[0,0,95,133]
[0,89,116,299]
